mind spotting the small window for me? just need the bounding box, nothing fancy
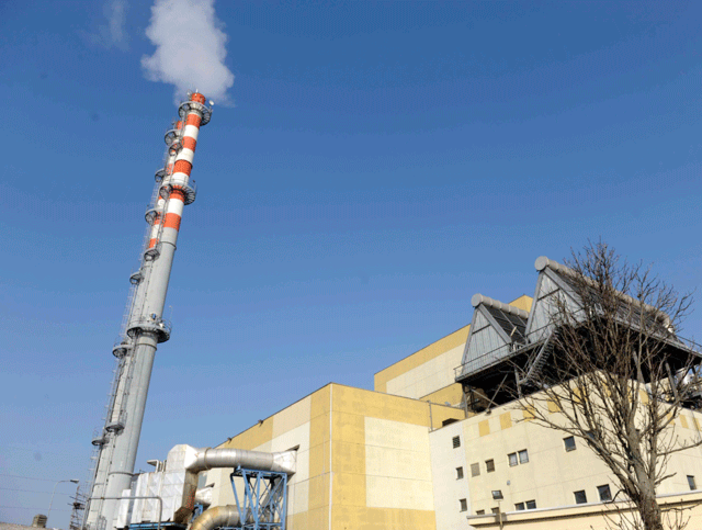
[456,466,464,480]
[564,436,576,452]
[452,435,461,448]
[525,500,537,510]
[574,490,587,504]
[597,484,612,502]
[486,459,495,472]
[688,475,696,491]
[491,507,499,514]
[518,449,529,464]
[470,462,480,477]
[476,510,485,515]
[508,452,518,466]
[515,502,525,511]
[442,418,458,427]
[459,498,467,512]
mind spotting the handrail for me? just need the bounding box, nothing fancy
[454,322,702,381]
[97,495,162,530]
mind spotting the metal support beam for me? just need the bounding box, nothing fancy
[485,373,510,413]
[515,367,523,399]
[665,361,679,400]
[231,468,288,530]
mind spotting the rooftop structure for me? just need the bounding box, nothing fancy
[455,257,701,413]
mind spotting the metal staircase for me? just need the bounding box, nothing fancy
[519,335,555,387]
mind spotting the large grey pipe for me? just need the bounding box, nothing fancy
[185,447,296,475]
[176,446,295,527]
[190,506,240,530]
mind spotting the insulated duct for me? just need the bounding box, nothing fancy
[190,505,240,530]
[185,447,297,475]
[117,444,296,528]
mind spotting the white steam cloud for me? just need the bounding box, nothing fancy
[141,0,234,104]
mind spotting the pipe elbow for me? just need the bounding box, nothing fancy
[190,505,240,530]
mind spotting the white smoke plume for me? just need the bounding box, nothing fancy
[142,0,234,104]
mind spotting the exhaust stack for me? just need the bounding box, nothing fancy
[85,93,213,530]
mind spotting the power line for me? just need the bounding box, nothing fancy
[3,447,79,457]
[0,506,70,511]
[0,486,71,495]
[0,473,71,483]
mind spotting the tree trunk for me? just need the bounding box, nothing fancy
[636,492,664,530]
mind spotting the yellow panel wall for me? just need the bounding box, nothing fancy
[205,386,330,530]
[374,295,533,400]
[374,325,470,396]
[204,382,464,530]
[421,383,465,407]
[328,384,464,530]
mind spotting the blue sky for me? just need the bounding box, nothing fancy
[1,1,702,527]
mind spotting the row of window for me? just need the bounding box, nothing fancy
[473,500,537,516]
[573,476,697,506]
[467,478,698,516]
[574,484,611,504]
[508,449,529,466]
[451,436,698,514]
[463,449,529,478]
[453,434,580,454]
[515,500,537,511]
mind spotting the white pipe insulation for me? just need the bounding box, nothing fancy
[184,446,296,530]
[185,447,297,475]
[190,505,240,530]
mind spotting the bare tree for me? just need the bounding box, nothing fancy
[516,242,699,530]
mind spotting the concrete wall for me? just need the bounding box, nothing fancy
[327,384,464,529]
[374,295,533,402]
[384,341,466,400]
[200,376,702,530]
[468,491,702,529]
[421,382,465,407]
[374,325,470,399]
[205,383,465,530]
[204,392,318,528]
[427,392,702,524]
[429,421,470,530]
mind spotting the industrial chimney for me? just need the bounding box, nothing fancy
[84,92,213,530]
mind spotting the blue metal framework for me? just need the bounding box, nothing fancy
[230,467,288,530]
[191,503,205,522]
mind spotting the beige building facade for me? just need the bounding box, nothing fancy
[200,292,702,529]
[428,396,702,528]
[204,383,464,529]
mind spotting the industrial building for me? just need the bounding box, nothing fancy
[84,92,702,530]
[114,263,702,530]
